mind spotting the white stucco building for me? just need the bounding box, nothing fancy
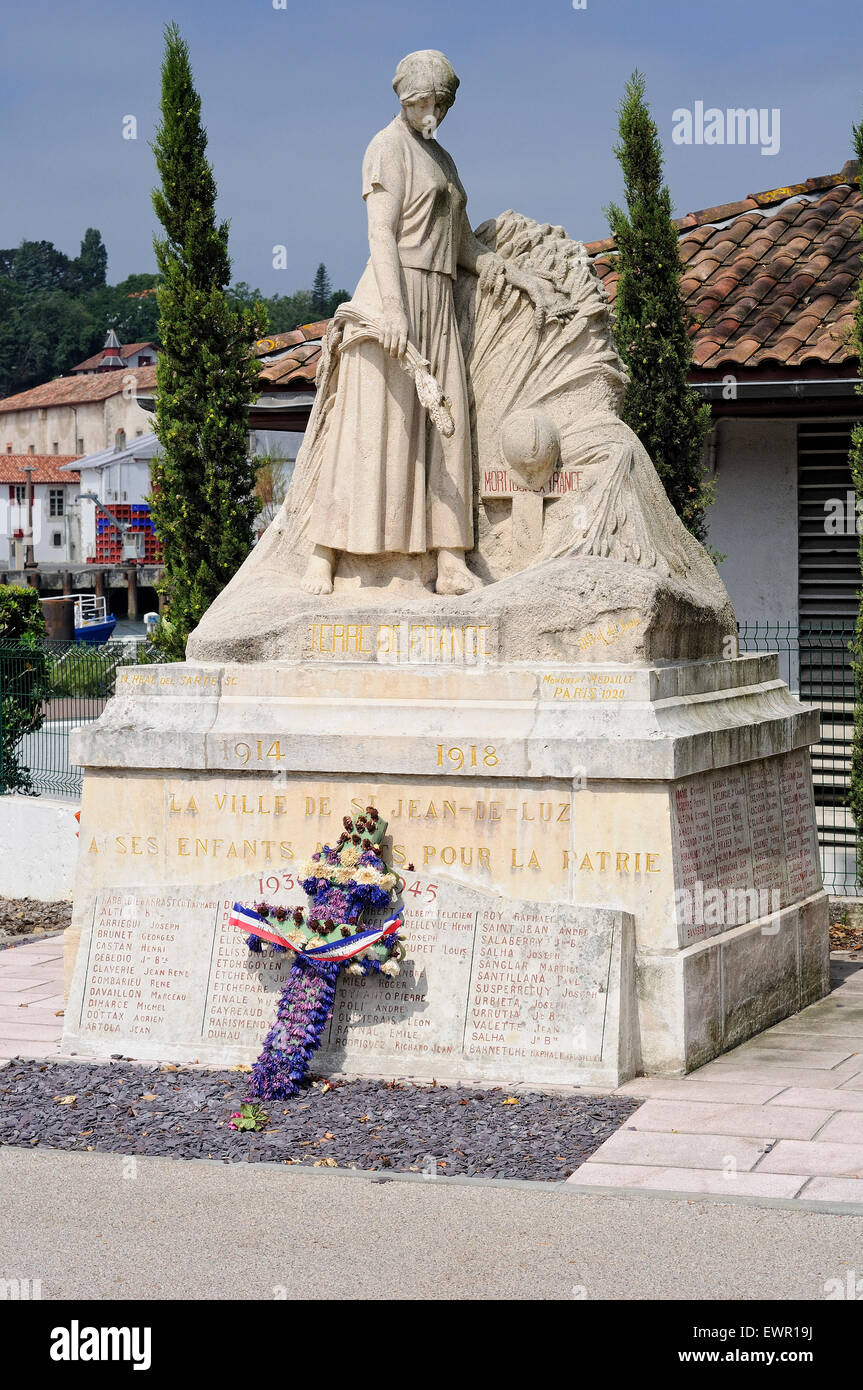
[0,454,82,566]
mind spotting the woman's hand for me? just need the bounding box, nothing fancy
[477,253,508,302]
[477,254,566,329]
[380,297,409,358]
[508,266,561,326]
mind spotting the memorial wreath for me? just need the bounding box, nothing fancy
[231,806,407,1099]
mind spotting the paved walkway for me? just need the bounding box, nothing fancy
[0,937,65,1059]
[569,956,863,1202]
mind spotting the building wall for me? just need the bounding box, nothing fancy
[1,484,79,565]
[1,390,152,458]
[707,418,799,626]
[78,458,153,560]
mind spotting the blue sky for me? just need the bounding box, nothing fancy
[1,0,860,296]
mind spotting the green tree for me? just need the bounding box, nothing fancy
[149,23,265,660]
[847,129,863,880]
[6,239,76,293]
[606,71,713,541]
[311,262,332,318]
[75,228,108,291]
[0,586,49,795]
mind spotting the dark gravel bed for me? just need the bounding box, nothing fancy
[0,1060,641,1181]
[0,897,71,942]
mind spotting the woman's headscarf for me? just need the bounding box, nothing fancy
[392,50,459,109]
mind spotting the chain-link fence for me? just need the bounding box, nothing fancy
[0,638,151,799]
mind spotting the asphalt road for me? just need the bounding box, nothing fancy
[2,1147,863,1301]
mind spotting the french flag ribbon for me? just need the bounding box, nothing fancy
[230,903,402,962]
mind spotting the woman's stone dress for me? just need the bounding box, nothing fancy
[307,114,473,556]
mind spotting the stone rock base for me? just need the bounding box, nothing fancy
[62,653,829,1081]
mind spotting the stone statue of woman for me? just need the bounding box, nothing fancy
[300,49,561,597]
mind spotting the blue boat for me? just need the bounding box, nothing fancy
[74,595,117,646]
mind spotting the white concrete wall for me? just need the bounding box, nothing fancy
[707,418,798,626]
[0,796,79,901]
[1,486,79,565]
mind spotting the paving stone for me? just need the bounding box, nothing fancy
[768,1087,863,1113]
[616,1077,788,1105]
[814,1112,863,1145]
[0,979,60,995]
[0,1023,64,1042]
[582,1128,768,1171]
[0,1043,60,1058]
[712,1047,858,1070]
[568,1162,805,1198]
[769,1020,863,1039]
[0,1006,64,1022]
[756,1140,863,1177]
[800,1176,863,1202]
[627,1098,831,1141]
[690,1062,863,1089]
[735,1033,862,1053]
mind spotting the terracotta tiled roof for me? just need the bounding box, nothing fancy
[0,455,81,483]
[70,342,158,373]
[253,322,327,388]
[0,366,157,413]
[587,162,862,371]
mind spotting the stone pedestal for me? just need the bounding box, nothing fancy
[62,651,829,1082]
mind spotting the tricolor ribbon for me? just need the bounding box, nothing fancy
[230,903,402,962]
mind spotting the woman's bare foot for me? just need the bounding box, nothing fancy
[301,546,335,595]
[435,548,482,595]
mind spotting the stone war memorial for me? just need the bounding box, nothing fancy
[63,50,828,1087]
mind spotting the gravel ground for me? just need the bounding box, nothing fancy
[0,897,71,944]
[0,1060,640,1181]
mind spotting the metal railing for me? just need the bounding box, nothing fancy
[737,618,857,897]
[0,638,151,799]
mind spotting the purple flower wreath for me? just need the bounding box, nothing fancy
[233,806,406,1101]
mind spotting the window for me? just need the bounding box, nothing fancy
[77,437,84,453]
[51,531,62,548]
[52,442,59,454]
[5,444,11,455]
[115,429,126,452]
[13,485,26,505]
[27,444,35,454]
[49,488,65,518]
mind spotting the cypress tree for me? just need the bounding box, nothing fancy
[606,71,713,541]
[311,262,332,318]
[149,23,266,659]
[846,120,863,880]
[75,229,108,290]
